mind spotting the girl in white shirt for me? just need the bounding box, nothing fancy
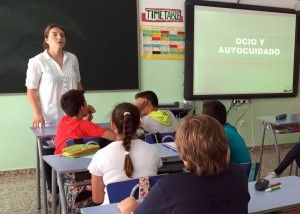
[88,102,162,204]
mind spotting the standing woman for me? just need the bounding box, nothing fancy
[25,23,85,194]
[26,23,83,128]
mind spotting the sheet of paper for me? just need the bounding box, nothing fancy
[163,142,177,151]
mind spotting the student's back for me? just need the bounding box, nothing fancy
[202,100,251,164]
[135,165,249,214]
[88,102,162,205]
[224,123,251,163]
[89,138,162,204]
[140,109,178,133]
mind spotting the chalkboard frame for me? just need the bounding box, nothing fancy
[0,0,139,93]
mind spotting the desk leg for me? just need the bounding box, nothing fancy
[257,123,266,179]
[270,125,281,165]
[37,138,48,214]
[36,138,41,209]
[51,168,57,214]
[57,173,67,214]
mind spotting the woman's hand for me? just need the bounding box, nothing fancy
[117,196,138,214]
[32,113,45,128]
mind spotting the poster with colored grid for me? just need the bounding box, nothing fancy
[141,25,184,59]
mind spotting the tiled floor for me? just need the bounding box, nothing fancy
[0,144,299,214]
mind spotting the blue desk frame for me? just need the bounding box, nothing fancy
[30,123,110,213]
[30,126,56,213]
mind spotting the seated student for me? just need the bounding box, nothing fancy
[134,90,178,133]
[118,114,250,214]
[202,100,251,164]
[54,89,115,154]
[265,143,300,179]
[88,102,163,205]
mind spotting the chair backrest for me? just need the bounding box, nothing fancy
[237,161,260,182]
[144,132,175,144]
[249,161,260,182]
[65,137,112,149]
[107,174,165,203]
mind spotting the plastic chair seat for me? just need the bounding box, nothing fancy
[107,174,165,203]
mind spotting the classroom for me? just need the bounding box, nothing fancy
[1,0,300,213]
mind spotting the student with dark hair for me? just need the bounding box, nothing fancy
[118,115,250,214]
[202,100,251,164]
[54,89,115,154]
[135,90,178,133]
[88,103,162,204]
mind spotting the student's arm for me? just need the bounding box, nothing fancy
[102,129,116,141]
[91,174,105,204]
[27,88,45,128]
[119,182,168,214]
[85,122,116,140]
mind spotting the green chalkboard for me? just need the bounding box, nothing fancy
[0,0,139,93]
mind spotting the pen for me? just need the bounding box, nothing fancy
[162,144,177,152]
[269,182,281,188]
[265,185,281,192]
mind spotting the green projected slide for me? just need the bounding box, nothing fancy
[193,6,296,96]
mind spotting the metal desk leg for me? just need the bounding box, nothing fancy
[289,162,294,176]
[37,138,48,214]
[57,173,67,214]
[270,125,281,165]
[257,123,266,179]
[51,168,57,214]
[36,138,41,209]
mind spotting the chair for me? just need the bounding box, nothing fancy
[65,137,112,148]
[236,161,260,182]
[106,174,165,203]
[144,132,175,144]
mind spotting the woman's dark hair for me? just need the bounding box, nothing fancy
[112,102,140,177]
[43,23,67,50]
[202,100,227,125]
[60,89,86,117]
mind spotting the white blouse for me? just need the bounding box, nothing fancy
[25,50,81,126]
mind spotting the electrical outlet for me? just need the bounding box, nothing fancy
[233,99,251,107]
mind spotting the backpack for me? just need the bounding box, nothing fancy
[64,173,95,214]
